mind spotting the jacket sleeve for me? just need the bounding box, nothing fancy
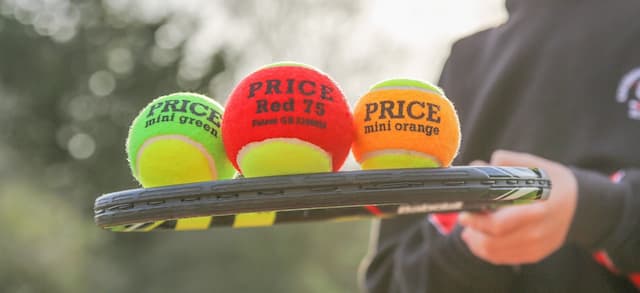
[361,214,516,293]
[567,168,640,275]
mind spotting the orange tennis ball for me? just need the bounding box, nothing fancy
[352,79,461,169]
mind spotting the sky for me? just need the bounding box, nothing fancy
[172,0,509,104]
[368,0,507,79]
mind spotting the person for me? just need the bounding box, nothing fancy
[361,0,640,292]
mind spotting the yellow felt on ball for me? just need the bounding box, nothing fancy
[237,138,332,178]
[352,79,460,169]
[136,135,217,188]
[360,151,440,170]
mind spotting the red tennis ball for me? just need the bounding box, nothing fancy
[222,62,354,177]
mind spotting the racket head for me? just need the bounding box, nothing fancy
[95,166,550,232]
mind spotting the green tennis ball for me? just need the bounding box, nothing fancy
[126,92,235,187]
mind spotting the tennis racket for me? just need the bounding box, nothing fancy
[94,166,551,232]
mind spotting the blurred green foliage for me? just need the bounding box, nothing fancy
[0,0,370,292]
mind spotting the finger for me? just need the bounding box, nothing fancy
[461,227,520,264]
[461,227,493,261]
[490,149,552,167]
[459,204,545,236]
[462,225,547,265]
[470,160,488,166]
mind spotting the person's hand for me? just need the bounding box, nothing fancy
[459,150,578,265]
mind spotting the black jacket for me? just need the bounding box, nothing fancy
[362,0,640,292]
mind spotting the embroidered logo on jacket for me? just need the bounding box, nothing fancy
[616,68,640,120]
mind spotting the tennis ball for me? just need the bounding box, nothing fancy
[222,62,354,177]
[352,78,460,170]
[126,92,236,187]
